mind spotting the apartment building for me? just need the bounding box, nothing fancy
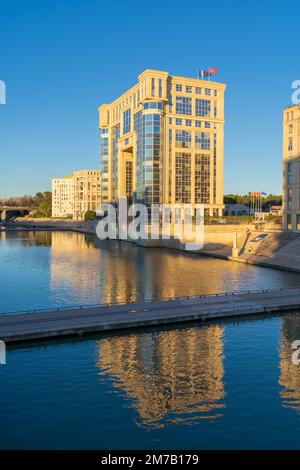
[51,175,74,218]
[51,170,101,220]
[73,170,101,220]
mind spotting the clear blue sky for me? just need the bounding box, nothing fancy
[0,0,299,197]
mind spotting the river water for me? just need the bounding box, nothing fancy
[1,231,300,449]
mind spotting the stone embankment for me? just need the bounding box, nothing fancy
[5,218,300,273]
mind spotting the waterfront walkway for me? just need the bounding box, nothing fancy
[1,287,300,344]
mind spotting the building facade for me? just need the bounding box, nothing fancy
[283,104,300,230]
[269,205,283,217]
[99,69,226,216]
[73,170,101,220]
[51,175,74,218]
[224,203,250,216]
[51,170,101,220]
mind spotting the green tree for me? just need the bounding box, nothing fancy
[36,192,52,217]
[224,193,282,210]
[84,210,96,221]
[224,194,238,204]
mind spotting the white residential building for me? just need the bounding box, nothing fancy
[51,176,74,218]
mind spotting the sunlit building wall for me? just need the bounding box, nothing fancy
[51,170,101,220]
[51,175,74,218]
[73,170,101,220]
[99,69,226,216]
[283,104,300,230]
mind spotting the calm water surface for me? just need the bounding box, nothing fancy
[1,230,300,312]
[1,231,300,449]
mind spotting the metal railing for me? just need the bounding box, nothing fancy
[1,285,300,316]
[204,216,256,225]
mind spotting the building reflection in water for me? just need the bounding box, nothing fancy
[96,324,225,428]
[279,313,300,412]
[0,230,52,246]
[50,232,139,305]
[48,231,300,308]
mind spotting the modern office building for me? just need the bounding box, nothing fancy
[51,170,101,220]
[51,175,74,218]
[99,69,226,216]
[283,104,300,230]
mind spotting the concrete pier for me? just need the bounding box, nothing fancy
[1,287,300,344]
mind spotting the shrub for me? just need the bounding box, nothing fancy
[84,210,96,221]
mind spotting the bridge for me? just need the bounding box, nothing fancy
[1,287,300,344]
[0,207,30,222]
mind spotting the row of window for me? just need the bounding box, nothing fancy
[175,84,218,97]
[109,80,220,124]
[174,96,214,117]
[175,153,211,204]
[171,117,214,128]
[111,81,163,124]
[287,187,300,211]
[176,96,192,114]
[175,153,191,203]
[111,90,141,123]
[102,110,216,141]
[143,102,164,110]
[100,127,109,200]
[100,130,109,197]
[111,79,164,122]
[286,213,300,230]
[109,96,217,136]
[103,123,214,152]
[195,154,210,204]
[123,109,131,134]
[175,130,211,150]
[151,78,163,98]
[135,112,161,204]
[286,161,300,186]
[286,109,300,121]
[112,125,120,200]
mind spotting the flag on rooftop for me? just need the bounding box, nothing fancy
[199,70,209,78]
